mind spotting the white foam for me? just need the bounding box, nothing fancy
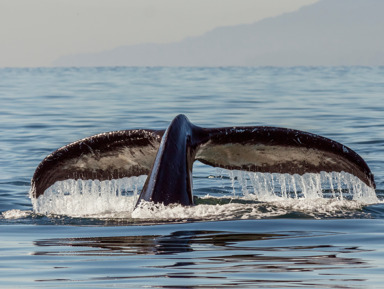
[132,197,371,220]
[132,200,252,221]
[1,209,33,219]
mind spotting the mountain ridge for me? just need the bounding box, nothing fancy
[54,0,384,67]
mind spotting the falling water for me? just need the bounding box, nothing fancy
[223,170,378,203]
[31,176,147,216]
[30,169,378,219]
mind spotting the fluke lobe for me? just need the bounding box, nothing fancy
[30,114,375,207]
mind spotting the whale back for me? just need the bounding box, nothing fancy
[137,114,203,206]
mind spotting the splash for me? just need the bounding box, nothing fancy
[28,170,379,220]
[1,209,33,219]
[30,176,146,217]
[223,170,378,203]
[132,170,378,220]
[132,198,371,220]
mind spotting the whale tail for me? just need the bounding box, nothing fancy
[30,114,375,206]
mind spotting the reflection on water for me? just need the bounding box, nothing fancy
[32,229,372,288]
[34,230,285,256]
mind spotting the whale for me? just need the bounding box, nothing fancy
[30,114,375,207]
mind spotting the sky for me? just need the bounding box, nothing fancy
[0,0,318,67]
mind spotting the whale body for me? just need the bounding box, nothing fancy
[30,114,375,207]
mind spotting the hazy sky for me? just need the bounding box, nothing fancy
[0,0,318,67]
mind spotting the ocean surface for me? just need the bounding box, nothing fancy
[1,66,384,288]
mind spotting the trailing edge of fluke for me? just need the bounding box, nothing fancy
[30,114,375,207]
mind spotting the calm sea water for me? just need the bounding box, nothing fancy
[1,67,384,288]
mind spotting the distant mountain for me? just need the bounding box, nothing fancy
[54,0,384,66]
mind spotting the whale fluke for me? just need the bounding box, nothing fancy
[30,114,375,207]
[30,129,165,199]
[197,126,375,190]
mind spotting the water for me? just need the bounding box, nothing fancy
[1,66,384,288]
